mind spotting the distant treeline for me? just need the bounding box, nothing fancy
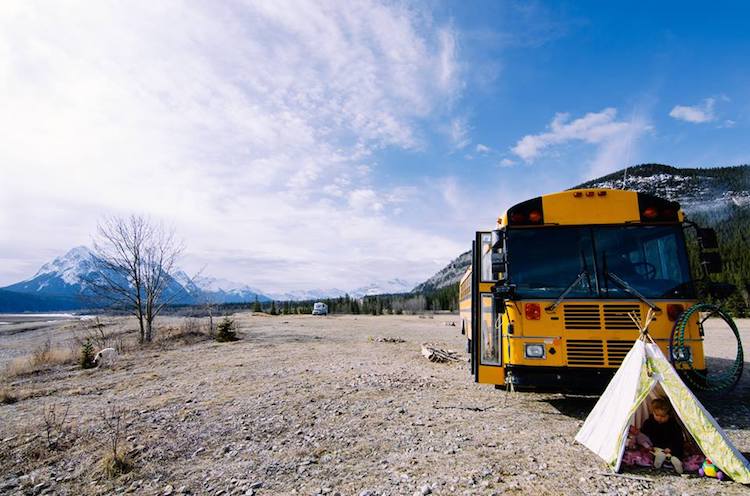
[158,284,460,317]
[687,205,750,317]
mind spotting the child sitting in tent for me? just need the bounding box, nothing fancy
[641,398,685,473]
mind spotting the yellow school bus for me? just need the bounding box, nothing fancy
[462,188,714,391]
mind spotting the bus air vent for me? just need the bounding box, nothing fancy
[563,305,601,329]
[566,340,604,366]
[606,340,633,367]
[603,305,641,330]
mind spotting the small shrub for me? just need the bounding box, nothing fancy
[215,317,238,342]
[0,388,17,405]
[80,340,96,369]
[43,403,72,450]
[32,338,53,367]
[101,405,133,477]
[101,450,134,477]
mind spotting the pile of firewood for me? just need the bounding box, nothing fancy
[373,337,406,343]
[421,344,460,363]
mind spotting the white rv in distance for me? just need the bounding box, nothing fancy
[312,302,328,315]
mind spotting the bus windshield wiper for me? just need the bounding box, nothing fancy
[545,269,590,312]
[605,270,661,312]
[547,249,594,312]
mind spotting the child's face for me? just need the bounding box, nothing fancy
[653,409,670,423]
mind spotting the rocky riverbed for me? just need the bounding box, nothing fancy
[0,314,748,495]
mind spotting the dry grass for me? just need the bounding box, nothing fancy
[0,386,18,404]
[156,318,211,347]
[4,346,76,378]
[100,450,134,477]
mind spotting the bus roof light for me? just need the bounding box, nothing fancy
[598,191,607,196]
[643,207,658,219]
[586,191,595,197]
[510,212,527,224]
[574,192,583,197]
[507,197,544,225]
[637,193,681,222]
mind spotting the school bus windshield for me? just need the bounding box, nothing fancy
[506,225,695,300]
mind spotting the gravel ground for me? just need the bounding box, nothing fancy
[0,313,748,495]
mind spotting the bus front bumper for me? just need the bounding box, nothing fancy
[505,365,617,393]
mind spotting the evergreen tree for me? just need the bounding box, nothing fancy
[216,316,238,342]
[80,339,96,369]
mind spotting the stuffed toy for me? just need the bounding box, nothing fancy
[627,425,652,449]
[698,458,725,480]
[653,447,684,474]
[622,426,654,467]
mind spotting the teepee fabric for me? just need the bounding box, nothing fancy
[575,338,750,483]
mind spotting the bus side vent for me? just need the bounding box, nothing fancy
[606,340,633,367]
[603,305,641,330]
[563,305,601,329]
[566,340,604,366]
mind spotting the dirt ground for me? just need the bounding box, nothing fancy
[1,313,749,496]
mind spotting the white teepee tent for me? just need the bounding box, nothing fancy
[575,312,750,483]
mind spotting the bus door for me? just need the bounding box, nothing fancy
[472,231,505,385]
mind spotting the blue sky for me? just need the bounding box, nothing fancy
[0,1,748,292]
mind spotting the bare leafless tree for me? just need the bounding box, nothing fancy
[91,215,183,343]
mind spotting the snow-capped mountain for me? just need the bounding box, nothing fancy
[350,278,414,298]
[5,246,100,296]
[2,247,190,311]
[268,288,348,301]
[172,270,270,303]
[413,163,750,293]
[268,280,415,301]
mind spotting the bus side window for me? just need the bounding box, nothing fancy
[480,294,501,365]
[481,233,496,282]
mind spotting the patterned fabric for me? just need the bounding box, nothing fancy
[646,346,750,484]
[576,338,750,484]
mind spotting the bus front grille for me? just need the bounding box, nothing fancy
[566,340,604,366]
[603,305,641,330]
[563,305,601,329]
[605,340,633,366]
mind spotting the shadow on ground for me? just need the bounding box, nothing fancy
[540,395,599,421]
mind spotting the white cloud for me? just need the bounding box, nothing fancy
[499,158,516,167]
[511,108,650,177]
[475,144,491,153]
[449,117,471,150]
[0,1,464,291]
[669,98,716,123]
[348,189,384,212]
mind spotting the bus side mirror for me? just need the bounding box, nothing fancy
[697,228,718,250]
[491,252,506,279]
[700,251,723,273]
[493,284,514,314]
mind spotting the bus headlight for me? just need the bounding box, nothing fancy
[524,343,546,359]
